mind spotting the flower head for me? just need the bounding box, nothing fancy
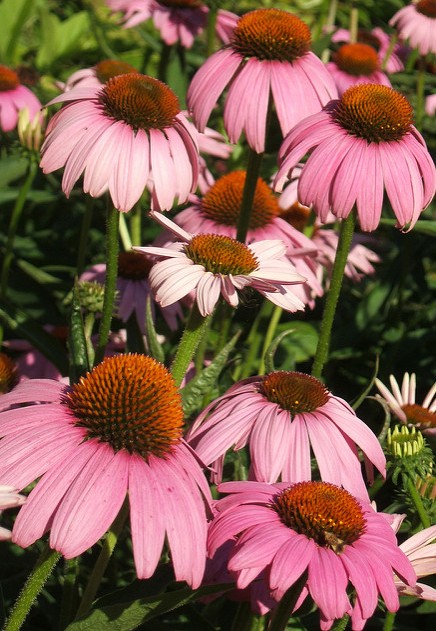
[40,73,199,212]
[63,59,138,91]
[135,212,307,316]
[208,480,416,630]
[275,84,436,232]
[390,1,436,56]
[331,26,407,73]
[187,8,337,153]
[326,43,391,96]
[187,371,386,498]
[0,64,41,133]
[0,354,211,586]
[375,372,436,436]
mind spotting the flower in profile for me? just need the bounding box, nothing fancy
[187,8,337,153]
[81,251,182,332]
[275,84,436,232]
[331,26,408,73]
[326,43,391,96]
[40,73,199,212]
[0,354,211,586]
[135,212,307,316]
[187,371,386,498]
[107,0,238,48]
[208,480,416,630]
[390,1,436,56]
[63,59,138,91]
[165,171,323,307]
[0,485,26,541]
[375,372,436,436]
[0,64,41,133]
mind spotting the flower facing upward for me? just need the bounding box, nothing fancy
[0,64,41,133]
[375,372,436,437]
[40,74,199,212]
[208,480,416,630]
[275,84,436,232]
[390,1,436,56]
[135,212,307,316]
[0,354,211,586]
[326,43,391,96]
[187,8,337,153]
[187,371,386,498]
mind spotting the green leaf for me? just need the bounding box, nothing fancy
[272,321,318,369]
[378,217,436,236]
[0,156,29,187]
[0,0,34,64]
[36,10,90,68]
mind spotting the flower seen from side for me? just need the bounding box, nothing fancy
[0,485,26,541]
[40,73,199,212]
[187,371,386,498]
[326,43,391,96]
[0,64,41,133]
[135,211,307,316]
[375,372,436,436]
[63,59,138,91]
[390,0,436,56]
[208,480,416,630]
[275,84,436,232]
[187,8,337,153]
[0,354,211,586]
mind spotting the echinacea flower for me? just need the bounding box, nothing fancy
[187,371,386,498]
[326,43,391,96]
[0,64,41,133]
[208,480,416,630]
[426,93,436,116]
[40,73,199,212]
[0,354,211,586]
[0,485,26,541]
[187,8,337,153]
[107,0,238,49]
[135,212,307,316]
[63,59,138,91]
[165,171,323,307]
[332,26,407,73]
[390,0,436,56]
[0,353,19,395]
[275,84,436,232]
[375,372,436,436]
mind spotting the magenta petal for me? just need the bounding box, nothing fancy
[249,406,289,483]
[229,523,288,571]
[109,125,149,212]
[308,547,351,620]
[269,534,314,593]
[149,128,177,210]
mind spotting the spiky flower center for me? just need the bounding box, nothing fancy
[118,251,152,280]
[333,84,413,143]
[231,9,311,62]
[99,74,180,131]
[0,65,19,91]
[335,43,379,76]
[159,0,203,7]
[279,202,311,233]
[201,171,280,229]
[64,354,183,459]
[0,353,19,394]
[274,481,366,553]
[416,0,436,18]
[185,234,258,275]
[402,403,436,428]
[261,371,329,415]
[95,60,138,83]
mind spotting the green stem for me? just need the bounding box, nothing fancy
[258,305,282,375]
[94,204,120,366]
[171,303,212,388]
[268,570,308,631]
[76,196,94,276]
[237,300,273,380]
[349,5,359,44]
[75,500,129,619]
[206,7,218,57]
[236,149,264,243]
[406,474,431,529]
[330,614,350,631]
[415,55,427,132]
[321,0,338,62]
[231,602,264,631]
[3,546,61,631]
[58,557,79,631]
[158,42,172,83]
[129,202,142,246]
[383,611,396,631]
[381,32,398,71]
[119,213,133,251]
[311,213,355,379]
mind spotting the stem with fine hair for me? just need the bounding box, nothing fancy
[258,305,282,375]
[171,303,212,388]
[236,148,264,243]
[330,614,350,631]
[311,212,355,379]
[94,203,120,366]
[3,546,61,631]
[406,474,431,529]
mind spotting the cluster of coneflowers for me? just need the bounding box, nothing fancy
[0,1,435,630]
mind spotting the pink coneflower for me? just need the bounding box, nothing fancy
[390,1,436,56]
[187,8,337,153]
[0,64,41,133]
[375,372,436,437]
[166,171,323,307]
[81,251,182,331]
[332,27,407,73]
[0,353,19,394]
[208,480,416,630]
[107,0,238,48]
[0,354,211,586]
[275,84,436,232]
[63,59,138,91]
[40,73,199,212]
[187,371,386,498]
[426,93,436,116]
[135,212,307,316]
[0,485,26,541]
[326,43,391,96]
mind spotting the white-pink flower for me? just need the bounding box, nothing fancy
[0,64,41,133]
[390,1,436,56]
[135,212,307,316]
